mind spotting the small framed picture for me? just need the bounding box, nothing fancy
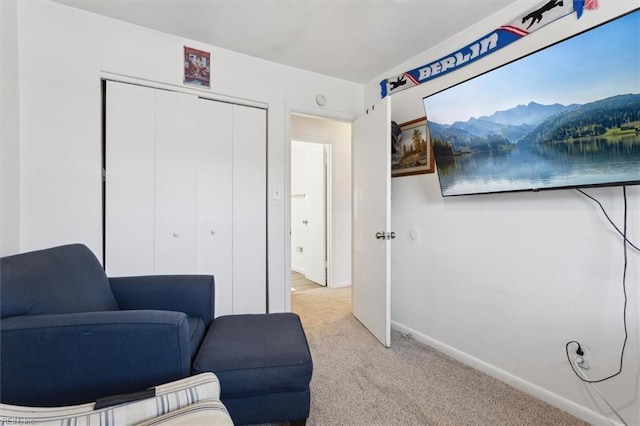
[391,117,435,177]
[184,47,211,88]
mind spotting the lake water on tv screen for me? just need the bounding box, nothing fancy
[436,135,640,196]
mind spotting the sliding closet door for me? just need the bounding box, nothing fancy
[105,82,155,276]
[197,98,234,317]
[232,105,267,314]
[154,90,198,274]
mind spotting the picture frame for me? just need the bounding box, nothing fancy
[183,46,211,88]
[391,117,435,177]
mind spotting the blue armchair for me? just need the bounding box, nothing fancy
[0,244,214,407]
[1,243,313,425]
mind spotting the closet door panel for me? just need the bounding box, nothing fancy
[154,90,199,274]
[232,105,267,314]
[105,82,155,276]
[197,99,233,317]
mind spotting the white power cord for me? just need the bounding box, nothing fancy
[572,359,628,426]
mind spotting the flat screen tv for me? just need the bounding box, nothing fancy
[423,9,640,197]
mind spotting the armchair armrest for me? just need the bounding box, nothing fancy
[0,310,191,407]
[109,275,215,325]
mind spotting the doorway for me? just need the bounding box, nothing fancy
[289,113,352,294]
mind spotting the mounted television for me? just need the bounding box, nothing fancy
[423,9,640,197]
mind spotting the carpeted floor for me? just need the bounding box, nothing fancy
[291,286,587,426]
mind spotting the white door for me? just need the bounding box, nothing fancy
[290,141,308,274]
[105,82,155,276]
[303,143,326,285]
[352,99,391,347]
[196,98,234,317]
[232,104,267,314]
[154,90,199,274]
[106,83,199,275]
[290,141,327,286]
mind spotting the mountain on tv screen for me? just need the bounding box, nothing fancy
[423,9,640,197]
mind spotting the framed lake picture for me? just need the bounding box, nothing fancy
[391,117,435,177]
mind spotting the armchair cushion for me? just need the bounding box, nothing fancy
[0,373,232,426]
[109,275,214,358]
[1,310,192,406]
[135,399,233,426]
[0,244,118,318]
[109,275,215,327]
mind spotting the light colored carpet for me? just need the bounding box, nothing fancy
[291,286,587,426]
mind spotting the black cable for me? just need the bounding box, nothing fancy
[565,186,629,383]
[576,188,639,253]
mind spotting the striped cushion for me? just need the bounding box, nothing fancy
[135,399,232,426]
[0,373,231,426]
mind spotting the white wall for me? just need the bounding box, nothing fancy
[13,0,362,313]
[1,0,21,256]
[367,1,640,424]
[291,115,352,288]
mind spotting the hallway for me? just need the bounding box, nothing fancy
[291,271,323,292]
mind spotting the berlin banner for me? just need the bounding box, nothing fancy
[380,0,599,98]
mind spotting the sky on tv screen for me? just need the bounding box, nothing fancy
[424,11,639,125]
[423,10,640,197]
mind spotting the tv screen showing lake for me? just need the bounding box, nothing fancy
[423,9,640,197]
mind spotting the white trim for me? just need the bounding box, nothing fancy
[390,320,622,426]
[291,265,306,274]
[100,71,268,110]
[287,104,358,123]
[283,111,292,313]
[324,143,333,288]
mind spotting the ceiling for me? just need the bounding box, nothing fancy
[52,0,516,84]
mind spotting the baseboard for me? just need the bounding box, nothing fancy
[330,280,351,289]
[291,266,305,274]
[390,320,619,426]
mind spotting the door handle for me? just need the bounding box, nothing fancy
[302,220,308,225]
[375,231,396,240]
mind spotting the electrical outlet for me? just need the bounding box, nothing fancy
[572,346,590,370]
[577,355,590,370]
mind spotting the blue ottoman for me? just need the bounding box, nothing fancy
[192,313,313,426]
